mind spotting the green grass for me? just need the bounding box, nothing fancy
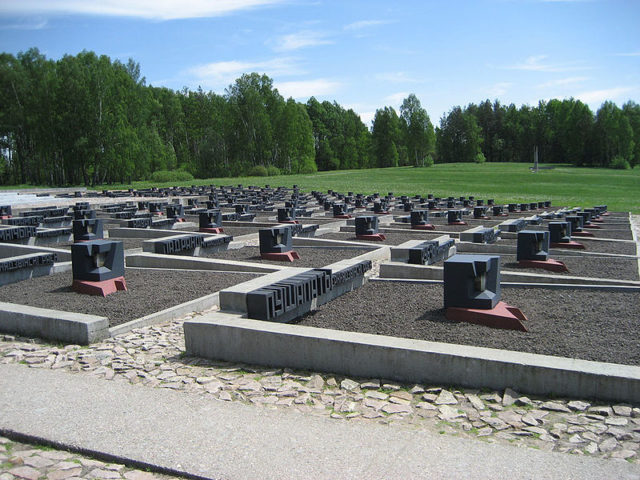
[11,162,640,213]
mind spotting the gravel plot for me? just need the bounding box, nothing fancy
[318,231,443,245]
[523,225,633,241]
[499,254,639,280]
[201,246,373,268]
[0,268,257,327]
[297,281,640,366]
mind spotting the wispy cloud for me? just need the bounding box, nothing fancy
[384,92,410,106]
[188,57,302,90]
[487,82,513,97]
[276,79,341,99]
[0,0,283,21]
[273,30,333,52]
[0,17,48,30]
[343,20,391,31]
[614,51,640,57]
[536,76,588,89]
[575,86,636,104]
[375,72,420,84]
[504,55,589,73]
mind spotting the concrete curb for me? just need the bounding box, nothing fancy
[125,252,284,273]
[378,261,640,286]
[0,302,108,345]
[184,313,640,403]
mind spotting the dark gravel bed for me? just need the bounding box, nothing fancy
[297,281,640,366]
[318,231,442,245]
[0,268,257,327]
[498,237,637,255]
[201,246,373,268]
[499,254,639,280]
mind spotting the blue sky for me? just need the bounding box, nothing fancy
[1,0,639,125]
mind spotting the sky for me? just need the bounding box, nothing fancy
[0,0,639,126]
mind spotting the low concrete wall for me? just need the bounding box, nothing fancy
[0,243,71,261]
[378,261,640,286]
[125,252,283,273]
[0,302,108,345]
[184,313,640,403]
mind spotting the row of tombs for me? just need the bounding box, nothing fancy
[0,184,637,346]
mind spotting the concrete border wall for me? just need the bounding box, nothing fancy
[0,302,108,345]
[184,313,640,403]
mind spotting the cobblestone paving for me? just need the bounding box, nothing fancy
[0,435,175,480]
[2,311,639,468]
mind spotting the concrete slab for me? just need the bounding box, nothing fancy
[0,302,108,344]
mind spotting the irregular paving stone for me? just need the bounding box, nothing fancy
[585,442,599,454]
[382,403,412,415]
[360,380,380,390]
[23,455,55,468]
[605,417,629,426]
[477,426,493,436]
[612,405,633,417]
[611,449,636,459]
[364,390,388,401]
[416,402,437,410]
[363,398,387,411]
[599,437,619,452]
[589,406,612,417]
[390,390,413,402]
[541,401,571,413]
[465,394,485,411]
[521,414,540,426]
[482,417,510,431]
[435,390,457,405]
[501,388,519,406]
[340,379,359,391]
[422,393,437,402]
[497,410,524,428]
[307,375,324,390]
[438,405,466,421]
[523,426,547,435]
[47,468,83,480]
[607,427,633,441]
[569,434,585,444]
[568,400,590,411]
[409,385,425,395]
[8,467,40,480]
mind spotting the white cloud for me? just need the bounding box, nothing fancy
[188,57,302,90]
[375,72,420,84]
[273,31,333,52]
[575,86,636,104]
[343,20,390,31]
[505,55,588,73]
[276,79,341,99]
[0,0,283,20]
[614,51,640,57]
[384,92,410,106]
[536,77,589,89]
[487,82,513,97]
[0,18,47,30]
[358,111,376,127]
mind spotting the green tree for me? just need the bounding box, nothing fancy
[372,107,402,168]
[399,94,435,166]
[436,106,482,163]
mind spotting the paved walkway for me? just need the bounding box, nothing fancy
[1,363,639,480]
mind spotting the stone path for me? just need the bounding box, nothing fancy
[0,436,175,480]
[2,308,639,471]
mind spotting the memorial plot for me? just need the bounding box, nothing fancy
[72,218,104,242]
[549,221,585,249]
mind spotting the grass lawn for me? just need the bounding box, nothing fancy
[105,163,639,214]
[4,163,638,213]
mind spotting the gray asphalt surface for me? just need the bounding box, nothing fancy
[1,364,639,480]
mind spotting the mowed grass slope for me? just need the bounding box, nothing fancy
[111,163,639,214]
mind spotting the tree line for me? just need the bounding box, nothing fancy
[1,48,637,186]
